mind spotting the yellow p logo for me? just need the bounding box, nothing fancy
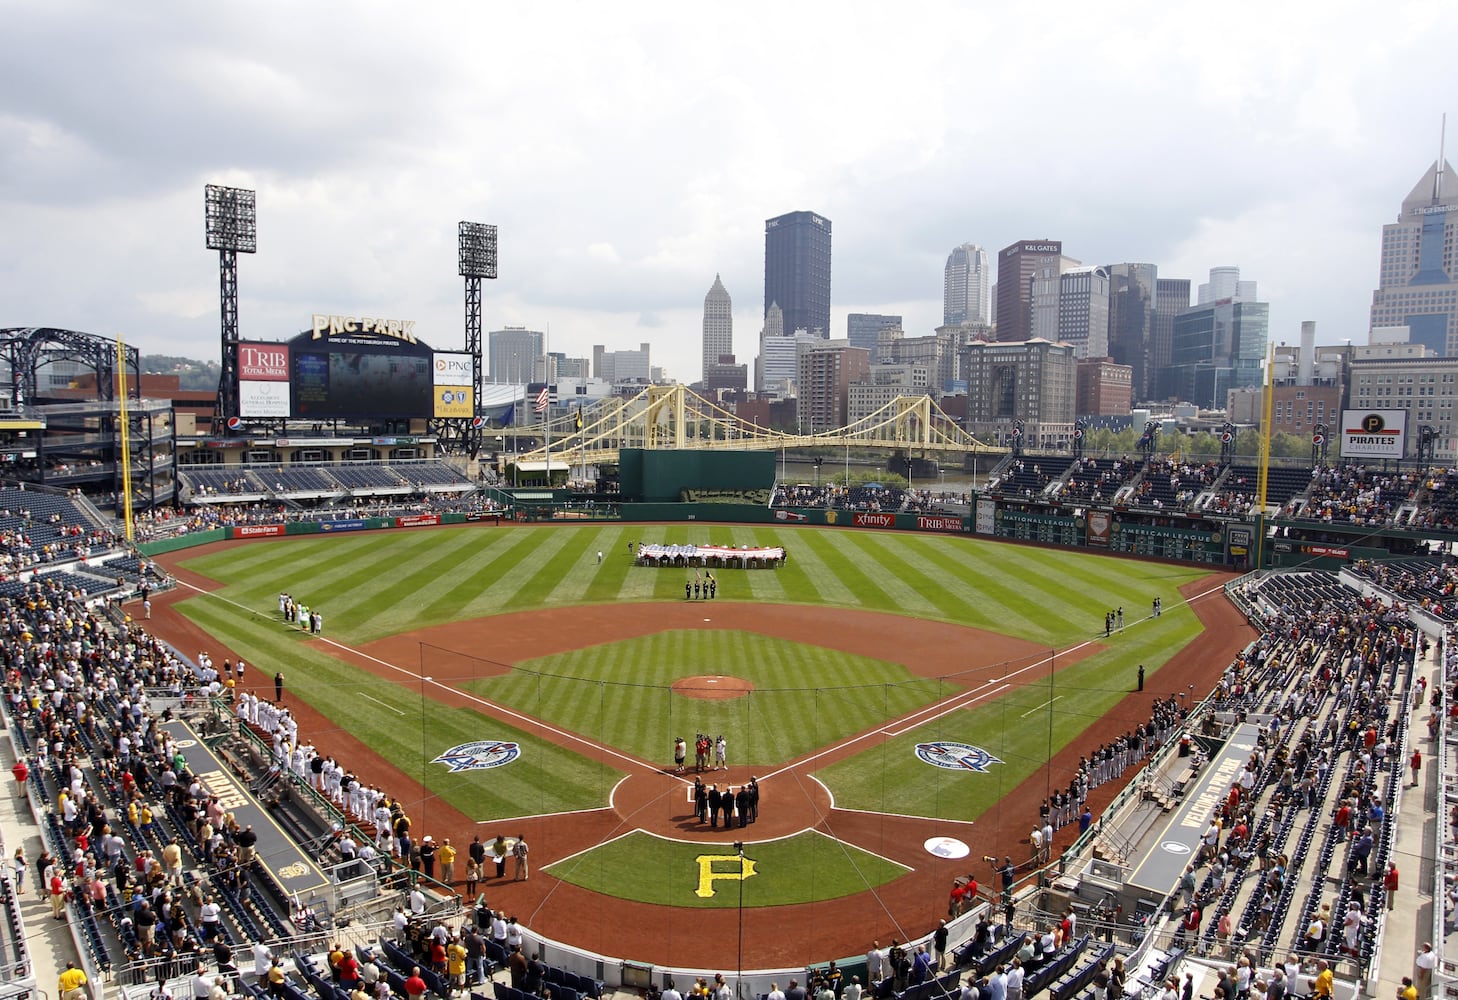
[694,854,757,898]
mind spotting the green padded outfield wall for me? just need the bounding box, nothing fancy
[619,449,776,503]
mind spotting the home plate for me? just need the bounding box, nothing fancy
[924,836,970,859]
[703,618,712,622]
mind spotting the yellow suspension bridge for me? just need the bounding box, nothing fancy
[517,384,1004,467]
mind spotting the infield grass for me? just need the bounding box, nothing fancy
[461,630,948,768]
[545,830,908,907]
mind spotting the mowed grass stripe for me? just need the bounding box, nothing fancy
[846,532,969,622]
[426,536,539,624]
[799,531,898,608]
[304,532,478,632]
[455,527,579,614]
[507,525,601,609]
[341,534,511,639]
[893,536,1053,642]
[785,532,866,607]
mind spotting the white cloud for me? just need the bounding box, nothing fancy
[1,0,1456,384]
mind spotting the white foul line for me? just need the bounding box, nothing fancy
[1020,695,1062,719]
[173,580,659,774]
[358,692,406,716]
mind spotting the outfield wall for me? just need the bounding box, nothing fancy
[138,502,1254,569]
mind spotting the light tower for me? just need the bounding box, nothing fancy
[458,221,498,455]
[205,184,257,430]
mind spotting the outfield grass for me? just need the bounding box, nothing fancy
[462,631,948,768]
[176,523,1208,647]
[545,830,908,907]
[175,523,1214,822]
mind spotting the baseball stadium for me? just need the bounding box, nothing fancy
[0,207,1448,1000]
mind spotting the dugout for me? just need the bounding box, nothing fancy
[618,448,775,503]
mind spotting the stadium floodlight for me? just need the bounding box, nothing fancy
[458,221,498,278]
[205,184,258,254]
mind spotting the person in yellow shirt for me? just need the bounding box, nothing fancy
[437,839,457,885]
[447,939,467,992]
[1310,960,1334,1000]
[58,961,89,1000]
[127,800,140,826]
[1398,976,1418,1000]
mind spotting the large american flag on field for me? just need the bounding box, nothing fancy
[533,386,550,413]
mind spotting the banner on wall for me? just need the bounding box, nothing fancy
[1340,409,1407,459]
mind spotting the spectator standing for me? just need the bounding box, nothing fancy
[514,834,529,880]
[58,962,89,1000]
[1416,943,1436,998]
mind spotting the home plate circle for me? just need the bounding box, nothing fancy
[924,837,970,859]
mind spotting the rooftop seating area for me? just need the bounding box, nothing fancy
[1129,459,1220,511]
[1294,465,1421,526]
[771,483,907,511]
[1056,457,1140,505]
[988,456,1075,500]
[329,465,409,491]
[1412,467,1458,531]
[1220,465,1315,515]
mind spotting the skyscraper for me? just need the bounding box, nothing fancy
[764,210,832,339]
[1153,277,1192,393]
[1166,290,1268,409]
[702,274,733,382]
[1106,263,1158,402]
[1369,158,1458,355]
[995,240,1063,342]
[944,244,992,326]
[1057,267,1111,358]
[488,327,546,384]
[847,313,903,361]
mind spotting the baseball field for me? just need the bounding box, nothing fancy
[155,520,1249,967]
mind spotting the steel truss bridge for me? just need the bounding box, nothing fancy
[517,384,1003,466]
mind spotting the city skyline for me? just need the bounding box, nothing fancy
[1,3,1454,385]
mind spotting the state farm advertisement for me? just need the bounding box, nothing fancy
[233,524,285,538]
[396,514,440,528]
[853,512,896,528]
[916,515,964,533]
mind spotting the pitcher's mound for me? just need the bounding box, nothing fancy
[672,675,754,700]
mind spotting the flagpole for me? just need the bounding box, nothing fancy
[545,391,552,489]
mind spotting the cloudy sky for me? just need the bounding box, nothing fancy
[2,1,1455,383]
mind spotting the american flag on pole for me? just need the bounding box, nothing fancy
[533,386,550,413]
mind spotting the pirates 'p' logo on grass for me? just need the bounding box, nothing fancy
[915,741,1003,772]
[694,853,758,898]
[432,741,521,773]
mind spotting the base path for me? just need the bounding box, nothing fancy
[151,554,1253,970]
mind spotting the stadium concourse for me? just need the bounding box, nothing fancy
[0,479,1456,1000]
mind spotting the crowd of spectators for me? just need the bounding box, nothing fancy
[1056,458,1140,505]
[1168,572,1421,980]
[1295,466,1421,527]
[770,483,908,512]
[1129,459,1221,511]
[134,494,507,541]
